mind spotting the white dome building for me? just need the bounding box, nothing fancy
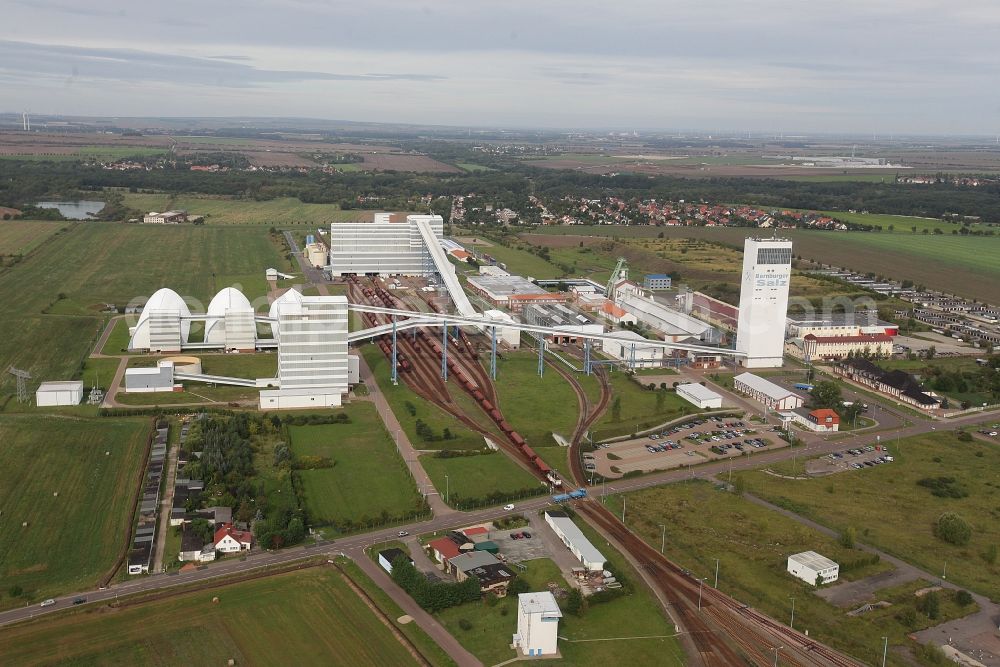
[204,287,255,348]
[268,287,303,338]
[128,288,192,352]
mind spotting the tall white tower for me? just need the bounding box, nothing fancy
[735,237,792,368]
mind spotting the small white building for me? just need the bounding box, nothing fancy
[733,372,804,411]
[482,309,522,348]
[600,330,663,367]
[305,242,328,268]
[515,592,562,657]
[35,380,84,406]
[124,361,177,393]
[544,510,605,571]
[676,383,723,409]
[787,551,839,586]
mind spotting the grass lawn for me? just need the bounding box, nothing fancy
[420,452,542,509]
[591,373,702,440]
[0,415,151,609]
[362,344,484,450]
[607,480,980,666]
[100,317,135,355]
[288,403,425,528]
[80,356,123,393]
[0,567,425,666]
[493,351,580,445]
[733,431,1000,601]
[199,352,278,379]
[438,533,687,665]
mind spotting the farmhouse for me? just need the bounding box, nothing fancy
[214,523,253,553]
[143,210,188,224]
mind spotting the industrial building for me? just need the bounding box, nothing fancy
[35,380,83,406]
[544,510,606,571]
[515,592,562,657]
[786,313,899,339]
[466,274,550,308]
[787,551,839,586]
[327,213,443,277]
[259,295,349,409]
[128,288,193,352]
[305,242,328,268]
[204,287,256,351]
[613,283,721,344]
[834,358,941,411]
[643,273,672,290]
[522,303,604,344]
[736,238,793,367]
[600,330,665,367]
[733,372,804,410]
[675,383,723,409]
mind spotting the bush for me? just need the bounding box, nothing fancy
[917,476,969,498]
[917,590,941,619]
[955,590,974,606]
[458,618,473,631]
[935,512,972,546]
[7,585,23,598]
[838,527,856,548]
[565,588,584,616]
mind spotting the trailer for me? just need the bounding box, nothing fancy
[568,488,587,499]
[552,493,571,503]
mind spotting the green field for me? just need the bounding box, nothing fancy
[420,452,542,508]
[0,220,69,255]
[612,480,977,666]
[0,146,169,162]
[287,403,425,528]
[437,524,687,665]
[0,222,290,397]
[493,351,581,445]
[361,344,484,450]
[199,352,278,379]
[733,432,1000,601]
[0,415,150,609]
[0,567,428,666]
[591,373,701,440]
[119,193,386,226]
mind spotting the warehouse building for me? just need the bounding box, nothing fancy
[522,303,604,344]
[128,287,192,352]
[124,361,177,393]
[327,214,443,276]
[676,383,723,409]
[515,592,562,657]
[35,380,84,406]
[787,551,839,586]
[466,274,550,308]
[600,330,663,367]
[204,287,256,351]
[544,510,605,571]
[614,287,721,344]
[733,372,804,410]
[736,238,793,367]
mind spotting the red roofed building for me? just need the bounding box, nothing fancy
[600,301,637,326]
[213,523,252,553]
[807,409,840,432]
[794,333,893,361]
[428,537,462,563]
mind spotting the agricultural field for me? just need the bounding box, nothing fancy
[437,528,686,665]
[0,222,289,397]
[520,225,1000,304]
[591,373,701,440]
[612,480,976,666]
[0,415,151,610]
[420,452,542,509]
[287,403,425,529]
[0,567,428,666]
[119,193,372,226]
[0,220,69,255]
[732,431,1000,601]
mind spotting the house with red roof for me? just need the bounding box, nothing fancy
[428,537,463,564]
[213,523,253,553]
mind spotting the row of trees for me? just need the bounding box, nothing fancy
[390,557,482,612]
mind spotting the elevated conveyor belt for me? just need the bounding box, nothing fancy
[347,317,439,343]
[414,217,477,318]
[174,372,271,388]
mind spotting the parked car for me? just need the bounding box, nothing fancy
[510,532,522,540]
[521,531,532,539]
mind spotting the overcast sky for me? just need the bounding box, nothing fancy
[4,0,1000,134]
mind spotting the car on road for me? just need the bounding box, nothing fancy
[503,504,515,511]
[510,532,521,540]
[397,531,409,537]
[521,531,531,539]
[72,597,87,605]
[40,599,55,607]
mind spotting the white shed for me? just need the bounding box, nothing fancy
[35,381,84,406]
[787,551,839,586]
[515,592,562,656]
[675,383,723,409]
[544,510,605,571]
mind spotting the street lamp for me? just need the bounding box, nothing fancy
[773,646,783,667]
[445,474,449,505]
[881,636,888,667]
[714,558,720,588]
[698,577,706,610]
[789,596,795,630]
[659,524,666,554]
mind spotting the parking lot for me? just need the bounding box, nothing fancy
[805,445,894,476]
[589,415,784,479]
